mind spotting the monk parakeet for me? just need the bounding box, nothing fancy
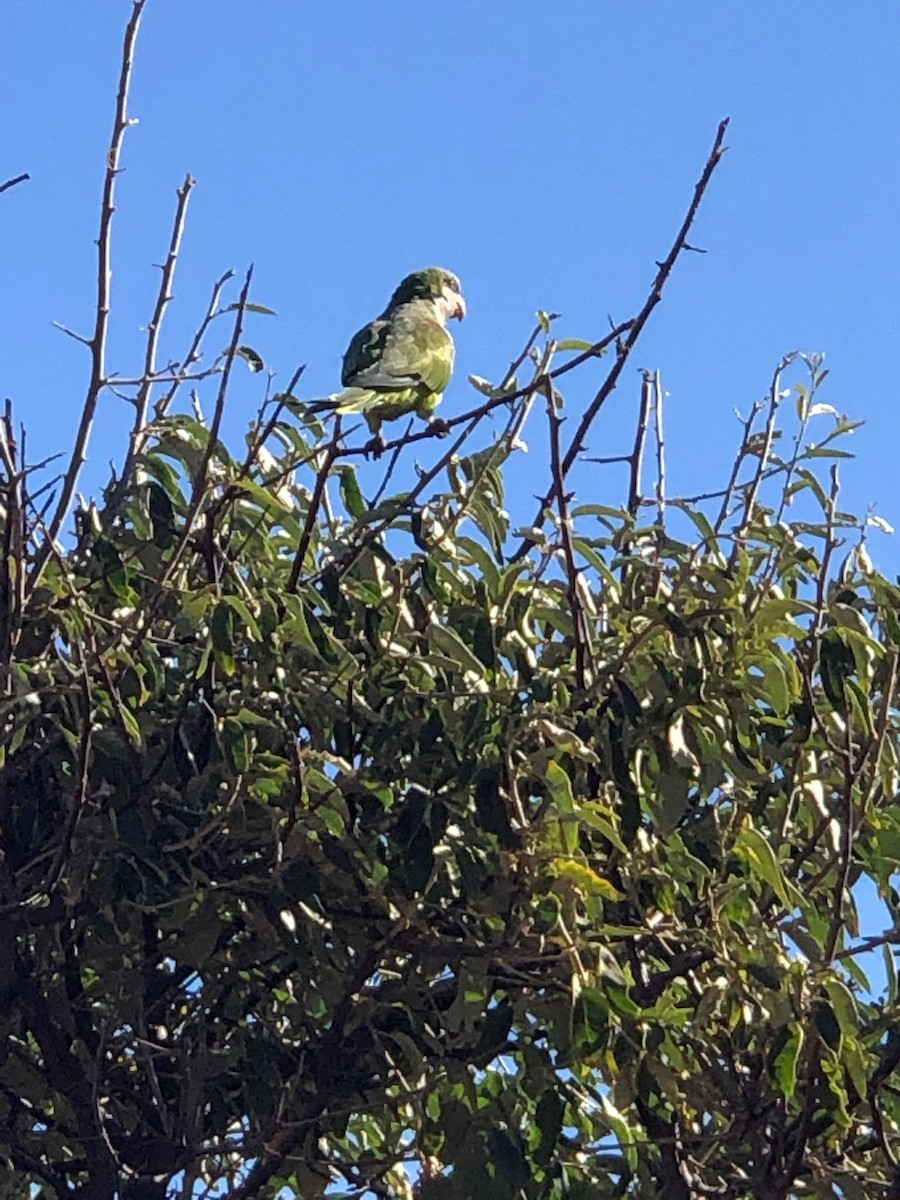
[310,266,466,451]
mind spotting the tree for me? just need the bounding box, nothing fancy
[3,6,900,1199]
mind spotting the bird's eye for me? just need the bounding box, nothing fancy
[445,276,459,293]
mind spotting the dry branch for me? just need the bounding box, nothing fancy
[30,0,148,592]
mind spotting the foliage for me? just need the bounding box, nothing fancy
[5,9,900,1200]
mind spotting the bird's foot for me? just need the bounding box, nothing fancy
[428,417,450,438]
[365,433,386,459]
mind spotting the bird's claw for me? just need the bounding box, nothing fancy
[428,417,450,438]
[365,434,386,459]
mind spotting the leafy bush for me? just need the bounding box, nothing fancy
[3,10,900,1200]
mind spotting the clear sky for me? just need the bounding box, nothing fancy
[4,2,899,564]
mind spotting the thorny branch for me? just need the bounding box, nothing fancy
[511,116,730,562]
[119,174,197,493]
[31,0,148,592]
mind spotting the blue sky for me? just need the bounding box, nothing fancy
[4,1,899,563]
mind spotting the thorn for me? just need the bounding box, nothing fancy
[52,321,92,348]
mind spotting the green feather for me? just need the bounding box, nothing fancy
[312,267,465,440]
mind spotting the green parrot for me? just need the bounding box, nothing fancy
[310,266,466,451]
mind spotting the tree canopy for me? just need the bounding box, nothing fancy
[4,8,900,1200]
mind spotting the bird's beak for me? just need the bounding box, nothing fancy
[453,295,467,321]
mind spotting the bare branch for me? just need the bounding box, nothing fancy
[627,370,654,519]
[240,362,306,478]
[158,267,254,593]
[51,320,93,347]
[546,379,590,690]
[0,403,24,694]
[287,417,344,593]
[154,269,235,419]
[131,176,196,453]
[511,117,730,562]
[0,173,30,196]
[712,401,763,533]
[31,0,148,591]
[652,369,666,530]
[731,352,795,553]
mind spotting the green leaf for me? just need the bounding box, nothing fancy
[546,761,578,853]
[338,466,366,519]
[429,623,486,679]
[748,654,793,716]
[235,344,265,372]
[812,999,842,1051]
[823,977,858,1039]
[223,716,252,773]
[222,595,262,641]
[211,601,236,675]
[735,826,802,910]
[225,301,277,316]
[774,1025,803,1101]
[599,1094,638,1172]
[534,1089,565,1165]
[884,944,897,1004]
[819,630,855,714]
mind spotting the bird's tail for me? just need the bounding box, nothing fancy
[305,388,373,416]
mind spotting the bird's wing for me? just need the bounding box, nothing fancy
[343,306,454,398]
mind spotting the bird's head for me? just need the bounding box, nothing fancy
[389,267,466,323]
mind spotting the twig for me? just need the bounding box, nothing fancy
[545,379,590,690]
[584,454,634,467]
[627,370,654,519]
[369,420,410,509]
[287,416,344,593]
[126,175,196,473]
[240,363,306,478]
[154,269,235,420]
[162,268,253,590]
[511,117,730,562]
[121,268,253,655]
[324,413,488,588]
[811,465,841,639]
[30,0,147,592]
[566,118,729,476]
[730,353,795,556]
[52,320,92,347]
[42,669,93,894]
[435,357,544,551]
[712,402,763,533]
[0,404,25,694]
[0,173,30,196]
[652,369,666,530]
[822,717,856,964]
